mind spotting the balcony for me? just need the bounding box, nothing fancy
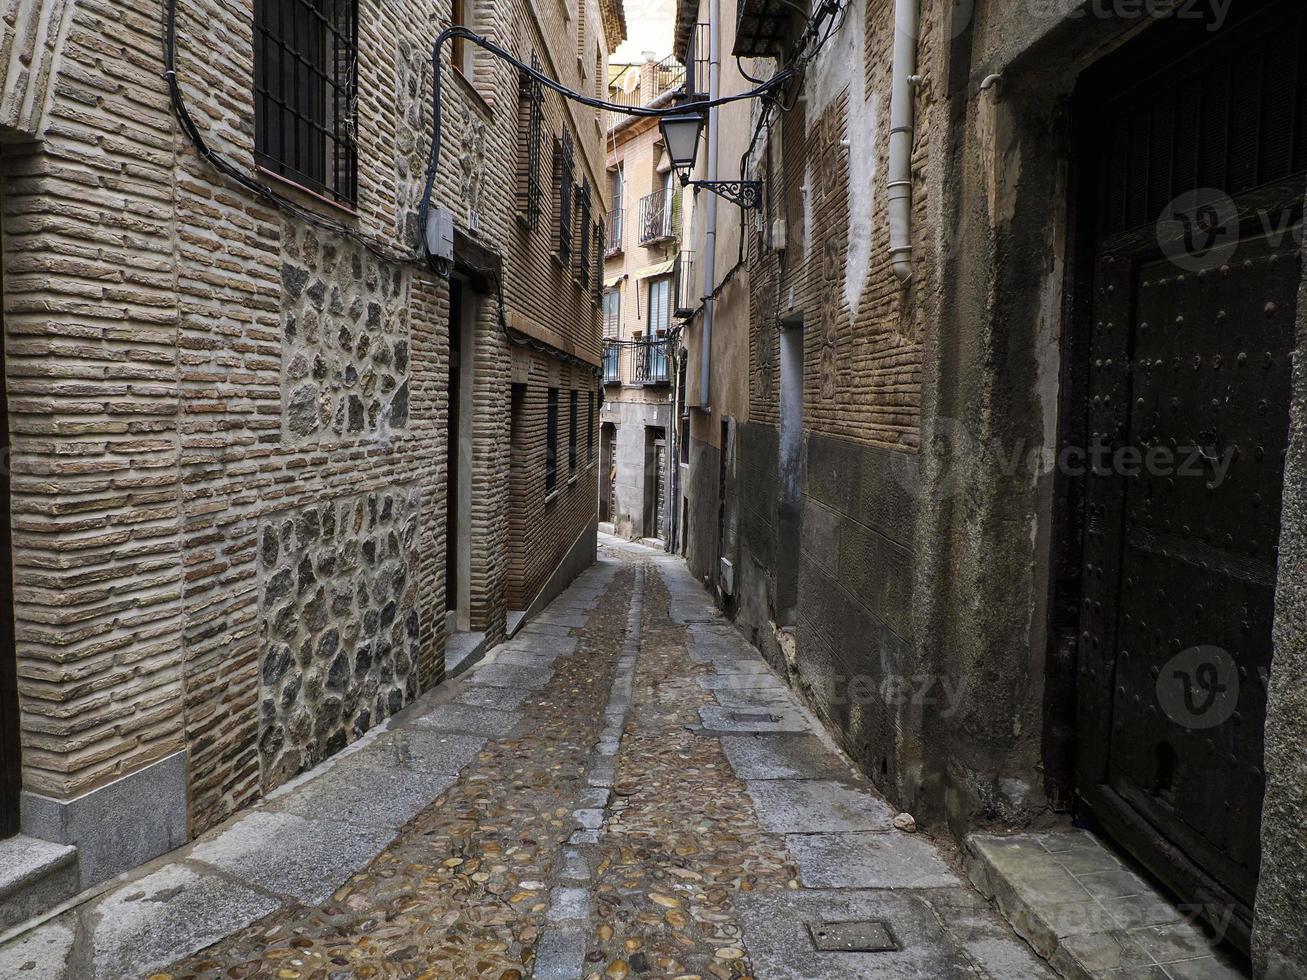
[673,250,695,319]
[605,209,624,256]
[684,23,710,101]
[603,337,671,386]
[638,189,675,246]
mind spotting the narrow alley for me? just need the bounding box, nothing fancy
[0,538,1052,979]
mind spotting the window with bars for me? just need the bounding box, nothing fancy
[553,133,574,261]
[577,179,591,288]
[253,0,358,204]
[515,54,544,229]
[587,392,595,464]
[569,390,579,475]
[593,218,604,306]
[546,387,559,495]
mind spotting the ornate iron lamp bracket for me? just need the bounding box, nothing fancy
[685,179,763,210]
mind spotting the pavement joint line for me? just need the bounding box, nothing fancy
[538,562,646,975]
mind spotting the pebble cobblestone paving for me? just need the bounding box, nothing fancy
[126,539,1054,980]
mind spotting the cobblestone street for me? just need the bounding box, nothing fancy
[0,539,1051,979]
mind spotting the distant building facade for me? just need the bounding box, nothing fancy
[599,55,692,543]
[0,0,622,924]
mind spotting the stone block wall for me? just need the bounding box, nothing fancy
[257,487,421,789]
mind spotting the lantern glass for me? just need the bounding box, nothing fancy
[659,113,705,172]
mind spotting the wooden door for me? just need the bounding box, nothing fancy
[1074,0,1305,946]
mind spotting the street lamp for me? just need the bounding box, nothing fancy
[658,110,763,210]
[658,113,706,171]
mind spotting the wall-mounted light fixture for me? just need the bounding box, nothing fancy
[658,112,763,211]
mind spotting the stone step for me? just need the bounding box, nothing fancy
[0,834,79,933]
[965,830,1248,979]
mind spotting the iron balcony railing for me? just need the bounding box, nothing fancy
[673,250,695,318]
[603,337,671,386]
[638,189,675,246]
[605,209,624,255]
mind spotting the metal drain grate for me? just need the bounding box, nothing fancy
[807,920,899,953]
[727,711,780,723]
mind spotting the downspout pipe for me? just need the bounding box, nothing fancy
[887,0,920,283]
[698,0,720,412]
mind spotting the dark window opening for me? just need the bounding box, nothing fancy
[515,53,544,229]
[553,133,575,262]
[546,387,559,494]
[568,389,579,475]
[587,392,595,463]
[253,0,358,204]
[577,179,592,289]
[451,0,469,73]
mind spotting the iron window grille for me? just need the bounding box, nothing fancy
[253,0,358,204]
[605,209,624,255]
[673,250,696,318]
[554,133,575,262]
[593,218,604,306]
[569,390,579,475]
[638,187,675,245]
[685,22,710,99]
[603,340,620,385]
[546,387,559,494]
[587,393,595,463]
[577,178,592,288]
[516,53,544,229]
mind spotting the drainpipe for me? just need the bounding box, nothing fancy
[698,0,720,411]
[887,0,919,283]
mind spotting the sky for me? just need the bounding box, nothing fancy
[612,0,677,64]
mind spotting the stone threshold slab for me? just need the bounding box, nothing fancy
[965,831,1249,980]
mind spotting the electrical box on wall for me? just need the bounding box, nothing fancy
[770,218,786,252]
[425,205,454,264]
[719,557,735,596]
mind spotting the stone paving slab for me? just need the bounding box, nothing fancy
[450,684,533,712]
[719,733,853,780]
[533,609,591,628]
[739,887,993,979]
[699,703,811,732]
[187,810,395,906]
[359,727,487,773]
[966,832,1247,979]
[518,621,575,638]
[406,701,522,737]
[747,779,896,833]
[0,919,73,980]
[710,684,802,708]
[699,671,787,691]
[266,754,462,829]
[498,634,579,657]
[462,662,554,689]
[787,831,958,889]
[86,863,281,980]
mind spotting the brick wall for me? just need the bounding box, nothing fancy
[0,0,613,840]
